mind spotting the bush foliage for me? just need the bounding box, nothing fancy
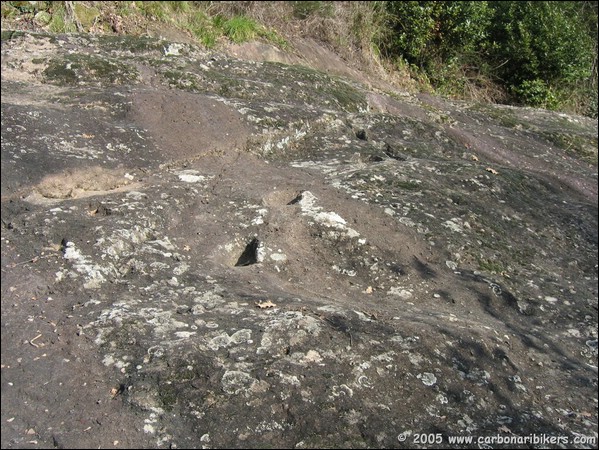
[380,1,597,115]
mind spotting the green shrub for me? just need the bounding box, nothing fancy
[382,1,493,68]
[47,2,77,33]
[219,15,259,43]
[379,1,596,113]
[488,1,594,87]
[183,10,218,48]
[511,79,558,109]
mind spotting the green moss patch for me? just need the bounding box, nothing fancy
[44,54,139,85]
[1,30,26,42]
[541,131,598,165]
[163,69,201,91]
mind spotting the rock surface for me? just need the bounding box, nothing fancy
[1,31,597,449]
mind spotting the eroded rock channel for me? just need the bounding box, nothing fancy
[1,32,597,449]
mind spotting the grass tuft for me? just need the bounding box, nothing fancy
[219,15,259,44]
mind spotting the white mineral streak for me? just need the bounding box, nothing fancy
[295,191,360,237]
[177,169,206,183]
[63,241,110,289]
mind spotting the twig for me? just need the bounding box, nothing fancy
[64,1,83,32]
[491,59,510,71]
[9,253,59,268]
[11,256,40,267]
[29,334,42,348]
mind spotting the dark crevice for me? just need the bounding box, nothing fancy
[235,238,261,266]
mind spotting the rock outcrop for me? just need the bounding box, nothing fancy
[1,31,597,448]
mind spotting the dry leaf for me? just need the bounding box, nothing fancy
[471,154,479,161]
[364,286,373,294]
[498,425,512,434]
[486,167,498,175]
[110,387,119,398]
[255,300,276,309]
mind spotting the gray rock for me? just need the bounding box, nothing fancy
[1,31,597,449]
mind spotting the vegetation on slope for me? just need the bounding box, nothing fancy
[2,1,597,117]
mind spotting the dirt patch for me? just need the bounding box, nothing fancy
[25,166,138,204]
[127,89,253,162]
